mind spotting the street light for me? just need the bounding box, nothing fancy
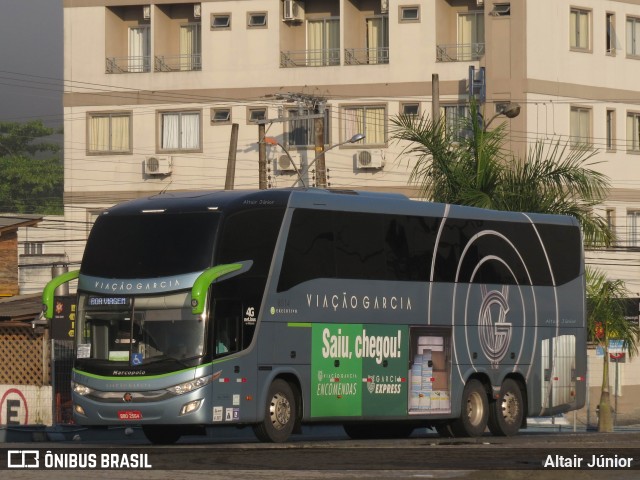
[483,102,521,131]
[264,133,365,188]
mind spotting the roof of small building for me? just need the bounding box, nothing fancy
[0,293,42,325]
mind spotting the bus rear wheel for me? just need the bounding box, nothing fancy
[450,379,488,437]
[488,378,524,437]
[253,379,296,443]
[142,425,182,445]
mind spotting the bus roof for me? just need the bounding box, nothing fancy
[100,188,578,228]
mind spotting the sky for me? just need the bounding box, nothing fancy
[0,0,63,128]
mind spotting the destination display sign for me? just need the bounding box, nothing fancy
[86,296,131,309]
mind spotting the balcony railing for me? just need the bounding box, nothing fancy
[280,49,341,68]
[154,54,202,72]
[105,56,151,74]
[344,47,389,65]
[436,43,485,62]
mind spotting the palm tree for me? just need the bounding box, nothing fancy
[586,268,640,432]
[390,100,613,247]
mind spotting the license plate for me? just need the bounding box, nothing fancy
[118,410,142,420]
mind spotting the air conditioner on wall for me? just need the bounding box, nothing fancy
[143,5,151,19]
[356,150,383,169]
[144,156,172,175]
[277,154,297,172]
[194,4,201,18]
[283,0,305,22]
[476,0,484,6]
[380,0,389,14]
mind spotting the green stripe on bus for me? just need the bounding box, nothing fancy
[287,322,312,328]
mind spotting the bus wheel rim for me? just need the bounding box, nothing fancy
[467,391,484,426]
[501,391,519,423]
[269,392,291,430]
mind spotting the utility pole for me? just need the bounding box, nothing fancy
[432,73,440,121]
[258,123,267,189]
[225,123,239,190]
[314,101,327,188]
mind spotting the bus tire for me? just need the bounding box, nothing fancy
[450,379,488,437]
[488,378,524,437]
[253,379,296,443]
[142,425,182,445]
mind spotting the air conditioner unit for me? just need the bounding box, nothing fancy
[144,156,172,175]
[277,154,297,172]
[476,0,484,6]
[380,0,389,14]
[142,5,151,20]
[356,150,383,169]
[194,4,201,18]
[283,0,305,22]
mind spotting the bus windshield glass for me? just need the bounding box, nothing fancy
[81,212,219,278]
[76,292,205,364]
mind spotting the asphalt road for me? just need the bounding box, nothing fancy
[2,427,640,479]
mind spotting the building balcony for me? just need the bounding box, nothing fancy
[344,47,389,65]
[105,56,151,74]
[436,43,485,62]
[280,49,340,68]
[154,54,202,72]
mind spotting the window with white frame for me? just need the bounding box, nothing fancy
[627,112,640,152]
[88,112,132,154]
[627,16,640,56]
[570,8,590,51]
[211,108,231,124]
[401,103,420,116]
[342,105,386,145]
[247,107,267,124]
[627,210,640,247]
[570,106,591,147]
[160,111,201,151]
[248,12,267,28]
[211,14,231,29]
[286,108,330,148]
[399,6,420,23]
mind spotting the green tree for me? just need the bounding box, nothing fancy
[391,101,613,246]
[586,268,640,432]
[0,120,63,214]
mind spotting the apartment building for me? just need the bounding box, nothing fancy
[60,0,640,294]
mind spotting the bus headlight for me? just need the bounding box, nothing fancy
[72,381,93,396]
[167,375,212,396]
[180,399,203,416]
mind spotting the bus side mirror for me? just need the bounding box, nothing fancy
[190,261,253,315]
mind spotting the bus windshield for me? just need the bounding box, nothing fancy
[76,292,205,364]
[81,212,219,278]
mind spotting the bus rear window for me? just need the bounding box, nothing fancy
[81,212,219,278]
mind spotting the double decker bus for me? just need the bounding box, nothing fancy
[44,188,586,444]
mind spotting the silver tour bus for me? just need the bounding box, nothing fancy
[44,188,587,444]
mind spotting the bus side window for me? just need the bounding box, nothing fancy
[212,299,242,356]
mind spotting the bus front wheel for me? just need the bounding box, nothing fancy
[488,378,524,436]
[450,379,488,437]
[253,379,296,443]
